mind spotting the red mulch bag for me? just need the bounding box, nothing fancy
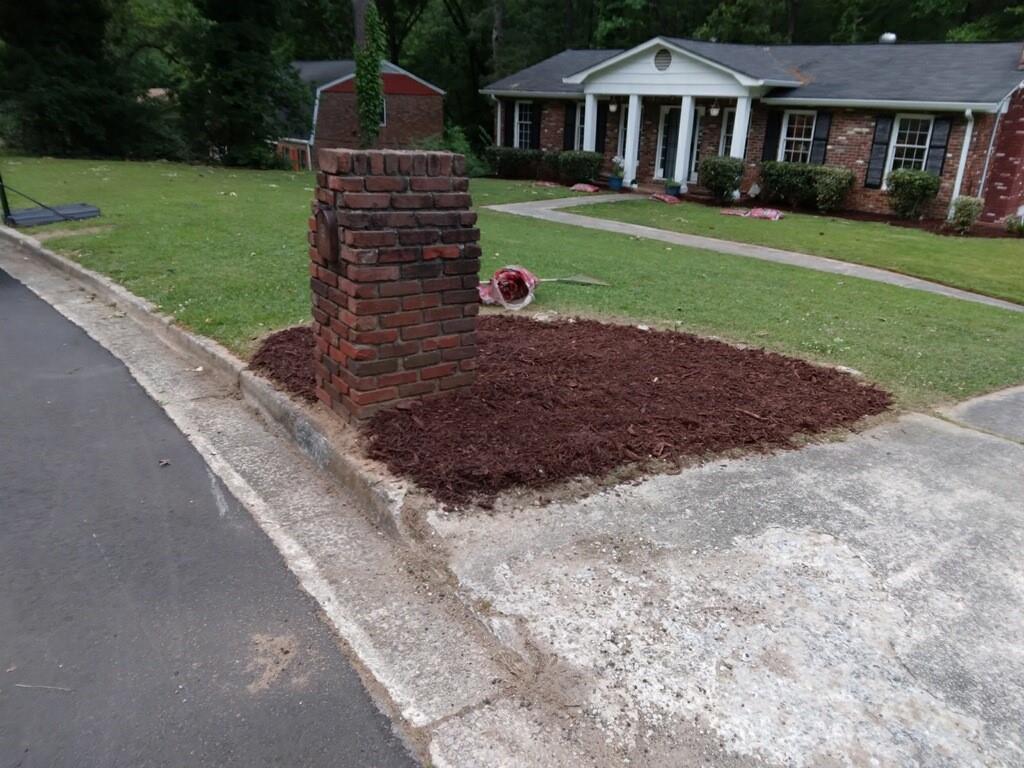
[478,265,539,310]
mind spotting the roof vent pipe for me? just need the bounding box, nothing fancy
[879,32,897,44]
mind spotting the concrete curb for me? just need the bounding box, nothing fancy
[0,225,408,537]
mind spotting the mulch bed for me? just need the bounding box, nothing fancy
[250,316,891,505]
[249,326,318,403]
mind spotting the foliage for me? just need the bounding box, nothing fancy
[698,155,744,204]
[557,151,604,184]
[886,168,941,219]
[950,196,984,233]
[814,166,855,212]
[484,147,543,178]
[1006,215,1024,238]
[180,0,308,167]
[760,162,854,212]
[355,0,387,148]
[415,125,491,177]
[696,0,787,43]
[610,156,625,179]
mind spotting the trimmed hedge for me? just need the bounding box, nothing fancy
[698,155,744,204]
[950,196,983,233]
[485,147,603,184]
[886,168,941,219]
[760,161,854,213]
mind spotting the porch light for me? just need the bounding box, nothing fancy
[709,100,721,117]
[609,101,618,113]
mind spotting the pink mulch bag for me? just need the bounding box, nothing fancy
[650,193,681,204]
[749,207,784,221]
[571,183,601,192]
[478,266,539,310]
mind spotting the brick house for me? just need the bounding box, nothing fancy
[277,60,444,171]
[481,37,1024,221]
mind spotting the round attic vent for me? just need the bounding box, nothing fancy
[654,48,672,71]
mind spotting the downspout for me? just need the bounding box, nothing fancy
[977,83,1022,198]
[947,108,973,219]
[309,84,325,157]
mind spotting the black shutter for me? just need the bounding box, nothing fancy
[864,115,894,189]
[809,111,831,164]
[530,102,542,149]
[563,102,577,150]
[762,111,783,161]
[502,99,514,147]
[925,116,952,176]
[595,102,609,154]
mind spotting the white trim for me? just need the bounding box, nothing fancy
[762,96,1000,113]
[688,108,704,183]
[623,94,642,185]
[481,89,580,99]
[575,102,587,150]
[883,113,935,184]
[317,61,446,96]
[949,109,974,219]
[718,107,736,155]
[617,107,628,158]
[582,94,597,151]
[777,109,817,163]
[513,100,534,149]
[495,100,503,146]
[562,37,798,87]
[674,97,695,185]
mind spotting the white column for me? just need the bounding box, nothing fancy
[673,95,695,187]
[495,100,503,147]
[583,93,598,151]
[623,94,642,185]
[729,96,752,160]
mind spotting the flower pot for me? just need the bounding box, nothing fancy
[664,182,682,197]
[607,176,624,191]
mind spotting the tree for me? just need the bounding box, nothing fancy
[376,0,432,63]
[355,0,387,147]
[180,0,308,166]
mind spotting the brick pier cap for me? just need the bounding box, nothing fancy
[308,148,481,422]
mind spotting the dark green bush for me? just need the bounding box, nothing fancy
[760,162,855,212]
[539,151,561,181]
[1006,215,1024,237]
[698,155,744,204]
[556,150,603,184]
[416,125,491,177]
[760,161,818,208]
[886,168,941,219]
[484,147,543,179]
[814,166,855,212]
[950,196,983,233]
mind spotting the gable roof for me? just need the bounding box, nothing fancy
[292,60,445,95]
[482,38,1024,109]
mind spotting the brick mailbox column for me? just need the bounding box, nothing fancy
[308,149,480,421]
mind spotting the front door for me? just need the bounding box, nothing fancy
[656,106,680,180]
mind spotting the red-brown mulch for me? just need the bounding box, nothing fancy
[249,326,318,403]
[249,316,891,504]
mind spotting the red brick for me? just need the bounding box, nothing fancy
[398,229,440,245]
[370,211,417,228]
[410,176,451,192]
[427,153,452,176]
[440,372,475,390]
[378,280,422,297]
[338,340,377,360]
[351,328,399,344]
[423,334,459,351]
[402,293,441,310]
[399,381,437,397]
[401,262,444,279]
[378,247,420,263]
[459,211,478,226]
[380,310,423,328]
[377,341,420,359]
[337,211,370,229]
[422,276,462,292]
[379,371,419,387]
[344,230,397,248]
[401,322,441,341]
[349,297,401,315]
[420,362,457,380]
[403,351,442,369]
[444,259,479,275]
[348,265,400,282]
[349,387,399,406]
[434,193,472,209]
[423,244,460,260]
[328,175,365,192]
[452,177,470,192]
[349,358,399,376]
[392,193,434,209]
[442,228,480,244]
[442,345,476,361]
[424,306,462,322]
[416,211,460,227]
[343,192,391,209]
[442,289,480,305]
[340,246,379,265]
[365,175,407,192]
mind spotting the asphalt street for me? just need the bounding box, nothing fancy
[0,267,417,767]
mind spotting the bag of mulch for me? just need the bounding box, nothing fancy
[478,265,538,310]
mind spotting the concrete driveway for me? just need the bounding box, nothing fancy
[428,402,1024,766]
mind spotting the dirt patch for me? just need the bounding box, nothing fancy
[250,317,891,505]
[249,326,317,402]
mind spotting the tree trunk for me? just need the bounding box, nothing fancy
[492,0,503,69]
[787,0,800,41]
[352,0,368,46]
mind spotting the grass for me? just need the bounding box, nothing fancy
[4,155,1023,405]
[569,198,1024,305]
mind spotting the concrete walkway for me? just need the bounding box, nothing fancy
[487,195,1024,313]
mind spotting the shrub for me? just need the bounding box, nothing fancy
[950,196,983,233]
[814,166,855,212]
[698,155,744,204]
[886,168,941,219]
[760,161,818,208]
[557,150,603,184]
[539,151,561,181]
[1006,215,1024,237]
[484,146,543,179]
[416,125,490,177]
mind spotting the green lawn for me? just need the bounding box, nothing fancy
[569,198,1024,305]
[4,155,1023,406]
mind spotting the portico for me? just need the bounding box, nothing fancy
[564,37,787,188]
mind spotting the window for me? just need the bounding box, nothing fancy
[886,115,933,174]
[778,110,816,164]
[380,97,387,127]
[514,101,533,149]
[718,108,736,155]
[575,103,586,150]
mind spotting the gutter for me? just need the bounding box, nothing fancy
[948,109,974,219]
[761,97,1000,112]
[480,89,583,99]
